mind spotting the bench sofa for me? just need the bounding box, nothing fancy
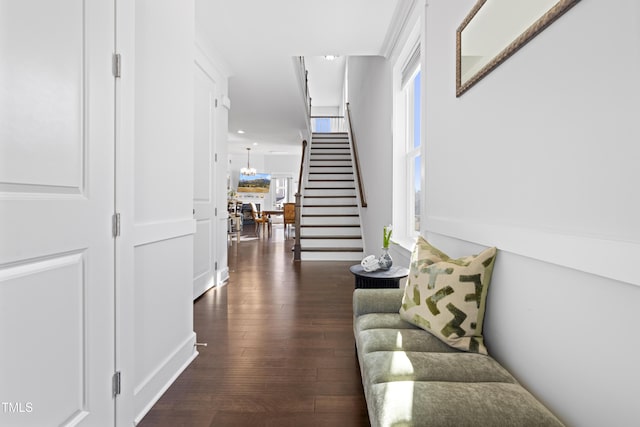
[353,288,565,427]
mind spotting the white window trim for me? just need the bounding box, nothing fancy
[392,19,423,250]
[405,68,421,237]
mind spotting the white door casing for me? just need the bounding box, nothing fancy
[193,62,217,299]
[0,1,115,425]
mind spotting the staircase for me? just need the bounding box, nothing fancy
[299,132,364,261]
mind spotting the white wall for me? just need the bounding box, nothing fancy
[419,1,640,426]
[347,56,394,256]
[131,0,196,422]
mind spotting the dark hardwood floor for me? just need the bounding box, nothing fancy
[138,225,369,426]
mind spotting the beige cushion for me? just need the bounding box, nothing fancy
[399,237,497,354]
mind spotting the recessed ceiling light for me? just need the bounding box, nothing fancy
[252,142,258,146]
[237,130,245,134]
[324,55,338,61]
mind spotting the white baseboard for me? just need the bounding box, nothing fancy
[133,332,198,425]
[217,266,230,284]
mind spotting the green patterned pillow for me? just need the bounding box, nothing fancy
[399,236,497,355]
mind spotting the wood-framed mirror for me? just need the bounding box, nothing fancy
[456,0,581,97]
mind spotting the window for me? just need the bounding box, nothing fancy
[406,70,421,234]
[313,117,331,133]
[393,39,422,243]
[271,176,290,209]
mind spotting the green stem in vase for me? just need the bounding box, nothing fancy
[383,225,392,249]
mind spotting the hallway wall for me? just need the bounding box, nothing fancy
[346,56,394,255]
[420,1,640,426]
[131,0,197,422]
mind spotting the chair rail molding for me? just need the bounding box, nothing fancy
[426,215,640,287]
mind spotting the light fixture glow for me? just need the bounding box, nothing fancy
[237,130,245,134]
[324,55,338,61]
[240,147,256,176]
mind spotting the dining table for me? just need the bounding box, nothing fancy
[260,210,284,237]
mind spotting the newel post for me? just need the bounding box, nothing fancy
[293,192,302,261]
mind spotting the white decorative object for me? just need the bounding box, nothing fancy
[361,255,380,272]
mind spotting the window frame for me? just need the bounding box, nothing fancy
[404,69,421,236]
[392,23,424,248]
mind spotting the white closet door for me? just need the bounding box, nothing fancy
[0,1,116,425]
[193,62,217,299]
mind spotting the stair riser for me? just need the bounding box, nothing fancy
[301,226,361,236]
[300,239,363,248]
[312,136,348,141]
[306,181,355,189]
[309,153,351,159]
[304,189,355,197]
[301,252,363,261]
[302,206,358,215]
[308,160,352,167]
[309,166,353,173]
[307,173,354,181]
[312,140,348,144]
[302,216,360,226]
[309,144,349,149]
[310,150,351,156]
[309,141,351,151]
[302,197,357,206]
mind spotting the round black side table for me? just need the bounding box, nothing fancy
[349,265,410,289]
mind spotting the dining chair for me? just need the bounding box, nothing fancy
[250,202,270,237]
[283,202,295,239]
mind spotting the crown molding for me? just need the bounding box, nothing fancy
[194,36,233,78]
[380,0,423,59]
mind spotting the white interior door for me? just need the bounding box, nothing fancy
[193,63,217,299]
[0,1,115,425]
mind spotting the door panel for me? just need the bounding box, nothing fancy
[0,0,85,190]
[1,254,86,424]
[193,63,217,299]
[0,0,115,425]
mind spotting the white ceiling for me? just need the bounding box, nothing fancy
[195,0,403,155]
[305,55,347,109]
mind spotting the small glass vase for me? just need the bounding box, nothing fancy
[378,247,393,270]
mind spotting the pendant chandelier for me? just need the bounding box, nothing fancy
[241,147,256,176]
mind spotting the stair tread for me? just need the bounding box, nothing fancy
[304,187,356,190]
[308,179,355,182]
[301,235,362,239]
[301,224,360,228]
[302,214,359,217]
[304,195,356,198]
[300,247,363,252]
[303,204,358,208]
[309,172,353,175]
